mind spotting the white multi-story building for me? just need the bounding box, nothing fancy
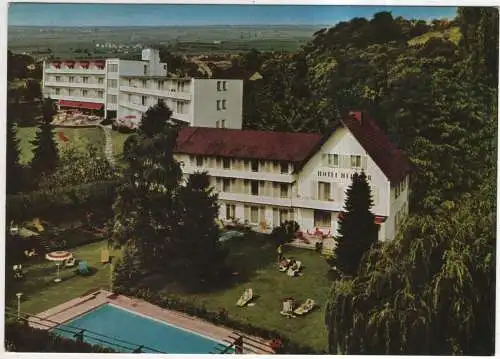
[42,48,243,129]
[174,112,411,242]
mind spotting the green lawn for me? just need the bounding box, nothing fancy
[6,240,120,315]
[143,234,332,351]
[16,127,131,164]
[7,234,332,352]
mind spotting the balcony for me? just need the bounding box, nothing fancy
[119,101,189,123]
[218,192,293,207]
[44,93,105,104]
[182,164,295,183]
[45,67,106,75]
[44,81,105,89]
[119,85,192,101]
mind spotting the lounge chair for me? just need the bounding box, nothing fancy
[287,261,302,277]
[236,288,253,307]
[65,256,76,268]
[280,299,295,318]
[101,248,110,264]
[294,299,315,316]
[77,260,91,275]
[278,259,291,272]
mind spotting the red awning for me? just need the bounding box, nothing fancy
[58,100,103,110]
[79,61,89,68]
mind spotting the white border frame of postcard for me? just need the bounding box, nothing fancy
[1,1,499,359]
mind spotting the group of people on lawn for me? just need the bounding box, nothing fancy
[235,244,315,318]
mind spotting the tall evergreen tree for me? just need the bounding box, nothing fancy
[6,120,23,194]
[333,171,378,276]
[111,101,182,274]
[30,98,59,180]
[174,172,228,287]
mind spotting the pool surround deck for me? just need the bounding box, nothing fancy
[29,289,274,354]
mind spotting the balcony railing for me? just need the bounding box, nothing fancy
[45,67,106,74]
[119,86,192,101]
[44,81,105,89]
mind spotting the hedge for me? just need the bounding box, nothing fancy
[5,322,115,353]
[116,285,323,354]
[6,180,119,222]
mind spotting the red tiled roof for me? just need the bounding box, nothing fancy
[175,112,411,183]
[342,112,412,183]
[175,127,322,162]
[58,100,103,110]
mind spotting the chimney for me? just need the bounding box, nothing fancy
[349,111,363,124]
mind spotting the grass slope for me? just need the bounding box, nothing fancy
[408,26,461,46]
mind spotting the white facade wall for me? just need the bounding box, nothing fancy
[386,175,410,241]
[192,79,243,129]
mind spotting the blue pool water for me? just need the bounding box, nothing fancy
[52,304,223,353]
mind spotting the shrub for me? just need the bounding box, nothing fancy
[6,180,118,222]
[5,322,115,353]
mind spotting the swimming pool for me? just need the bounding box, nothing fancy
[51,304,225,353]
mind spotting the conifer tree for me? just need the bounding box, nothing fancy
[333,171,378,276]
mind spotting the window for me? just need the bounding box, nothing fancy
[128,79,132,87]
[351,155,361,168]
[157,81,163,90]
[223,81,228,91]
[127,94,132,102]
[221,119,226,128]
[69,76,75,83]
[97,90,104,98]
[280,162,288,174]
[328,154,339,167]
[141,96,146,106]
[222,99,227,110]
[226,204,236,220]
[177,81,185,92]
[280,184,288,198]
[223,158,231,169]
[217,100,221,111]
[143,65,147,75]
[314,210,331,227]
[176,101,185,114]
[82,77,89,84]
[250,206,259,223]
[68,89,73,96]
[107,79,117,88]
[318,182,331,201]
[55,76,61,82]
[217,81,221,91]
[216,120,220,128]
[107,94,117,104]
[251,160,259,172]
[82,89,88,97]
[279,209,289,223]
[251,181,259,196]
[142,80,147,88]
[223,178,231,192]
[196,156,203,167]
[107,64,118,72]
[55,88,60,95]
[98,78,104,85]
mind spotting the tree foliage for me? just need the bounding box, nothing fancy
[6,120,25,194]
[333,172,378,276]
[30,98,59,181]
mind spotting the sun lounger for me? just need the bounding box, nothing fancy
[236,288,253,307]
[65,256,76,267]
[280,300,295,318]
[294,299,315,315]
[101,248,110,264]
[287,261,302,277]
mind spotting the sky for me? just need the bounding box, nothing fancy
[8,3,458,27]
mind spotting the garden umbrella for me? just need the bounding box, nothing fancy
[46,251,73,283]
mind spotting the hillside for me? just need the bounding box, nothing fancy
[408,26,461,45]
